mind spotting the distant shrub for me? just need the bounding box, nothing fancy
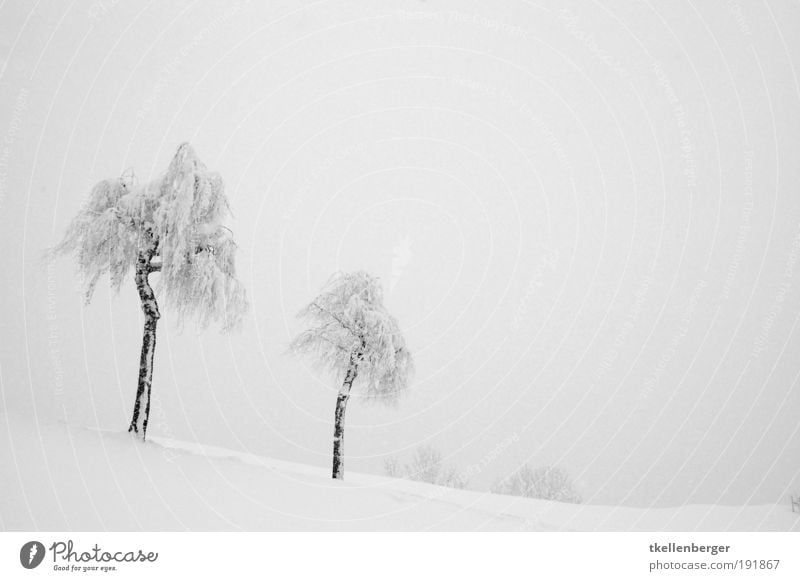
[383,455,402,478]
[406,445,444,485]
[384,445,468,489]
[493,465,582,504]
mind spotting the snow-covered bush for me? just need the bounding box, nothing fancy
[406,445,444,485]
[493,465,582,504]
[384,445,469,489]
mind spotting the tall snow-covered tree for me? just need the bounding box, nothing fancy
[290,271,412,479]
[52,143,248,440]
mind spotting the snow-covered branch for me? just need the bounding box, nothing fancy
[51,142,248,330]
[290,271,412,401]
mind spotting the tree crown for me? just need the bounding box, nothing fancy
[52,143,248,330]
[290,271,412,401]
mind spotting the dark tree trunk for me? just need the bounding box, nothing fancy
[332,348,362,480]
[128,245,160,440]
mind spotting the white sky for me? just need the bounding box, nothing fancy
[1,0,799,508]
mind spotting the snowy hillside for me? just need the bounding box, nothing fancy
[1,413,796,532]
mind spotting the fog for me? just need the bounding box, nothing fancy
[1,0,798,508]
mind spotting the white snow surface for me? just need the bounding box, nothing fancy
[1,413,796,532]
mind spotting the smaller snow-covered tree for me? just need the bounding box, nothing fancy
[290,271,412,480]
[52,143,248,440]
[493,465,582,504]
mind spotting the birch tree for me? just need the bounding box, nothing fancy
[290,271,412,479]
[52,143,248,440]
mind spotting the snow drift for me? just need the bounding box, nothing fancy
[1,413,796,531]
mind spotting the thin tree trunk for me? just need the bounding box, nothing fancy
[332,350,361,480]
[128,247,160,440]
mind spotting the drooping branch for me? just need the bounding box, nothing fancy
[309,301,361,339]
[291,272,412,401]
